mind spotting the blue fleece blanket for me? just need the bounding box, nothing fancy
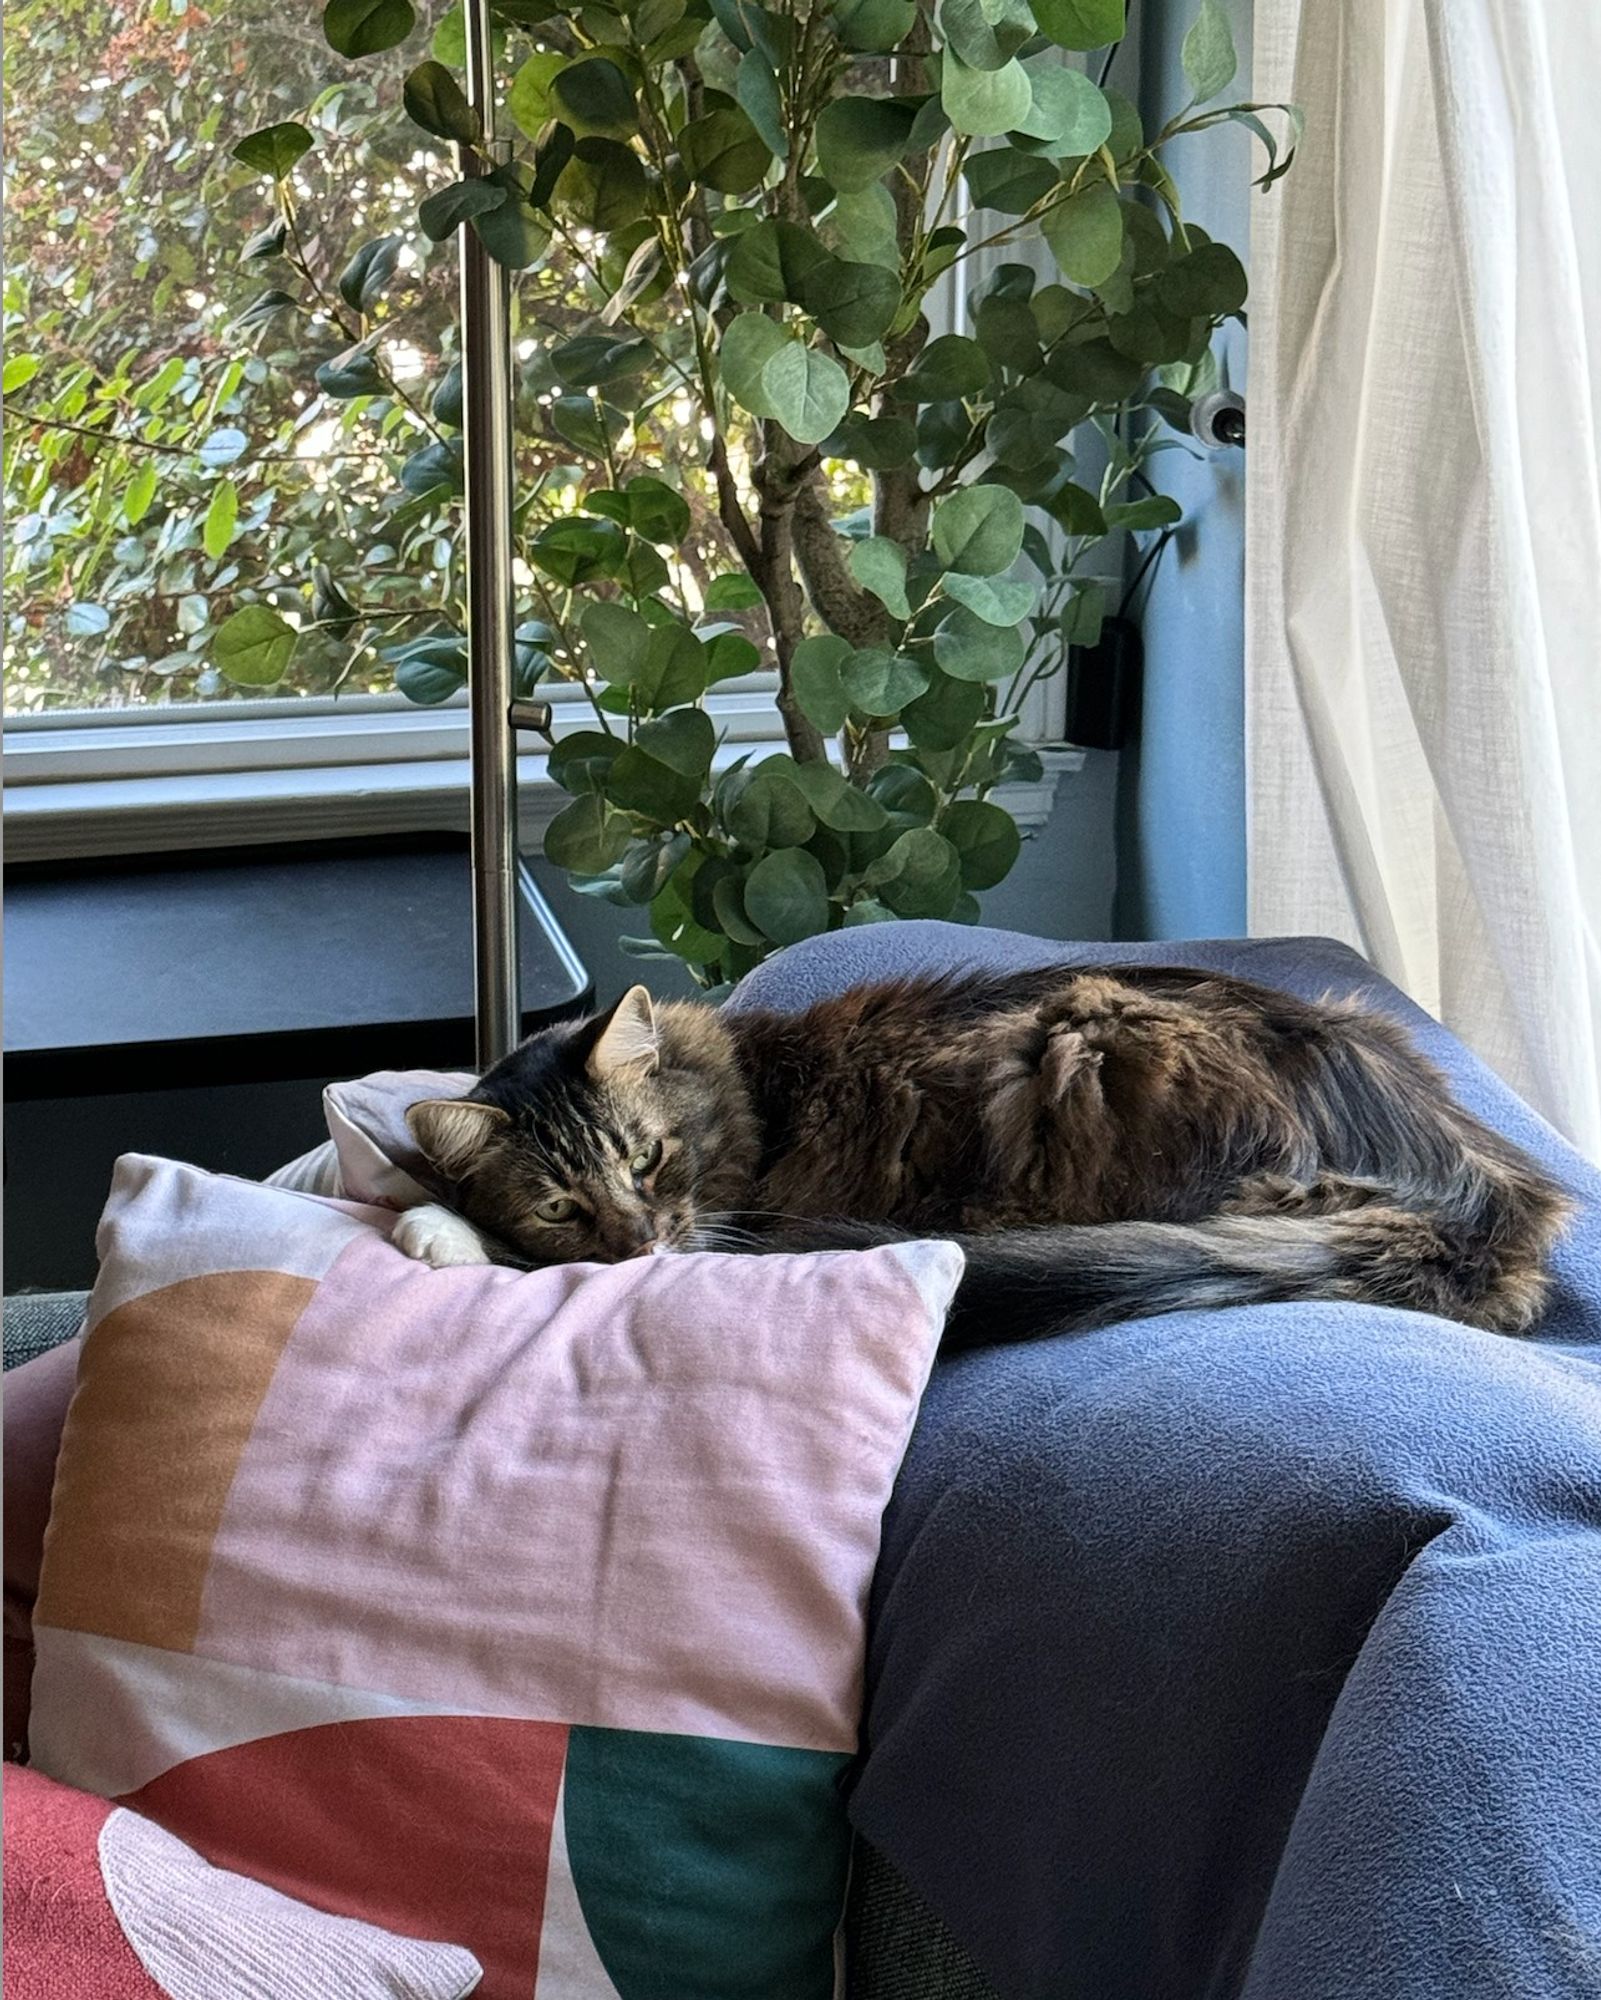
[730,926,1601,2000]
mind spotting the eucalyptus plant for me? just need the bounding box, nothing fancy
[224,0,1294,986]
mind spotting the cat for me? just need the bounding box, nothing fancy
[394,967,1571,1350]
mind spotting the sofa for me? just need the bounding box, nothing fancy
[9,922,1600,1999]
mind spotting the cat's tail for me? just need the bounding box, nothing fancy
[766,1144,1571,1348]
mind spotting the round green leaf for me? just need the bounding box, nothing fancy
[941,55,1033,138]
[704,629,761,682]
[901,667,986,748]
[394,643,468,704]
[822,184,900,267]
[963,148,1058,216]
[551,394,625,458]
[898,333,992,402]
[581,599,652,684]
[760,343,851,445]
[744,847,831,945]
[508,50,567,136]
[550,333,654,388]
[937,0,1034,71]
[549,729,624,796]
[400,438,464,496]
[316,344,382,398]
[726,219,829,305]
[1105,494,1184,532]
[933,603,1027,679]
[832,0,917,51]
[555,139,647,234]
[721,312,788,418]
[635,624,708,710]
[1032,0,1124,51]
[1014,63,1113,154]
[791,634,852,735]
[681,106,771,194]
[790,762,889,832]
[815,96,918,192]
[868,762,939,821]
[530,516,628,587]
[705,572,766,611]
[403,60,480,143]
[823,412,918,470]
[1041,180,1125,286]
[419,178,505,242]
[841,647,929,715]
[844,897,898,925]
[545,793,634,872]
[606,727,707,822]
[231,122,314,179]
[940,570,1038,624]
[940,797,1021,887]
[323,0,416,59]
[472,163,553,268]
[1158,241,1248,317]
[848,536,911,619]
[552,57,637,139]
[725,761,817,848]
[624,475,692,545]
[214,605,296,687]
[932,483,1024,576]
[800,257,901,347]
[866,826,963,917]
[338,235,402,312]
[712,873,768,946]
[622,834,691,906]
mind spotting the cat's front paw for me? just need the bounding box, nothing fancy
[392,1203,494,1270]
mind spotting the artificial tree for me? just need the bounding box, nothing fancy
[230,0,1295,987]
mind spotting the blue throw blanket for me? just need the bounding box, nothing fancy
[731,926,1601,2000]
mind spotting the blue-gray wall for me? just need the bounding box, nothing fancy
[1113,0,1252,939]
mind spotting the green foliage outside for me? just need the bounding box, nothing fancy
[3,0,1296,985]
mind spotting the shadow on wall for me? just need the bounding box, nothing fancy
[1114,0,1253,941]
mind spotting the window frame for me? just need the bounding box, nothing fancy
[4,91,1088,866]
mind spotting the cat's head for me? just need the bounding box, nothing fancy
[405,986,703,1265]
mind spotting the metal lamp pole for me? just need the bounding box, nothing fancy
[459,0,521,1068]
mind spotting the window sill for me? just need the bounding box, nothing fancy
[5,735,1082,864]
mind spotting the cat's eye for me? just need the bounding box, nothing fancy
[536,1194,578,1223]
[630,1139,663,1179]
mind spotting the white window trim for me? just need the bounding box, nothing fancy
[4,680,1078,863]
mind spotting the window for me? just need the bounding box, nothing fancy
[2,0,1072,858]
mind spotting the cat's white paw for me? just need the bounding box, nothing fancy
[392,1203,494,1270]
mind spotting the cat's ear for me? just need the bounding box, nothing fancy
[587,985,659,1081]
[406,1098,509,1177]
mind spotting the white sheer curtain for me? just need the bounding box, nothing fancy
[1247,0,1601,1159]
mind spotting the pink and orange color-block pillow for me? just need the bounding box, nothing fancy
[29,1151,960,1999]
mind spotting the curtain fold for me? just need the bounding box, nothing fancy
[1247,0,1601,1158]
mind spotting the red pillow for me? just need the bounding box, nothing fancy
[3,1766,157,2000]
[4,1341,79,1760]
[2,1764,483,1999]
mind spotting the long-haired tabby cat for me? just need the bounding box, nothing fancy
[395,966,1570,1350]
